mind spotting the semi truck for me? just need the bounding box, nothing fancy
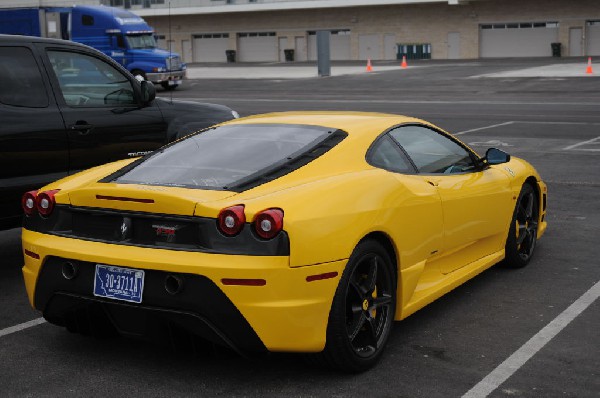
[0,5,185,90]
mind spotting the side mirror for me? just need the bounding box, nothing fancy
[140,80,156,105]
[485,148,511,165]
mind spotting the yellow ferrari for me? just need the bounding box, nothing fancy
[21,112,547,372]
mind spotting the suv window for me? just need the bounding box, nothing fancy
[47,50,136,107]
[0,47,48,108]
[390,125,476,174]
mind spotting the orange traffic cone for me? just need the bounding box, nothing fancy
[586,57,593,74]
[366,58,373,72]
[401,55,408,68]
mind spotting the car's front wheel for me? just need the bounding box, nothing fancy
[161,82,178,90]
[320,239,396,373]
[503,183,539,268]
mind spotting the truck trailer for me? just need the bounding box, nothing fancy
[0,5,185,89]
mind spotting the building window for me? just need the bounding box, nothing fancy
[238,32,275,37]
[481,22,559,30]
[193,33,229,39]
[308,29,351,36]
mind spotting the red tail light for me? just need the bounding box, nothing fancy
[36,189,60,217]
[22,190,39,216]
[253,208,284,240]
[217,205,246,236]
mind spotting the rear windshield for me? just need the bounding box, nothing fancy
[109,123,341,190]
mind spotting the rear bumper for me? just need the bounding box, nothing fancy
[22,230,345,353]
[38,259,266,355]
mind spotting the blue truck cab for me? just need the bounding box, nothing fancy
[0,5,186,90]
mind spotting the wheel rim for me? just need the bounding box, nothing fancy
[515,191,538,261]
[345,253,393,358]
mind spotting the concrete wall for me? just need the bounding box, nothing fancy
[3,0,597,60]
[144,0,600,60]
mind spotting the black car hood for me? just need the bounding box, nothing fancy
[154,97,237,141]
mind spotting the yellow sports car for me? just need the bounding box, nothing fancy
[21,112,547,372]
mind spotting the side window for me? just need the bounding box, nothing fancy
[82,15,94,26]
[368,135,414,173]
[47,50,136,107]
[116,35,126,49]
[0,47,48,108]
[390,125,476,174]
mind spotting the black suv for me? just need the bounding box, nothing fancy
[0,35,238,229]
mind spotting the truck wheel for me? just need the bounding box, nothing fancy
[161,82,178,90]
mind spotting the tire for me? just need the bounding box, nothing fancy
[503,183,539,268]
[319,239,396,373]
[161,82,178,90]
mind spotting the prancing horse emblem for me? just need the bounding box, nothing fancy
[120,217,132,240]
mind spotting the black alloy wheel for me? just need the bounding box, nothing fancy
[503,183,539,268]
[320,239,396,373]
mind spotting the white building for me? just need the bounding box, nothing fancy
[3,0,599,62]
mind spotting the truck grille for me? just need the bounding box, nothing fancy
[167,55,182,71]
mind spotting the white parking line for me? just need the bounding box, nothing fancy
[454,122,515,135]
[515,121,600,126]
[563,136,600,151]
[462,280,600,398]
[0,317,46,338]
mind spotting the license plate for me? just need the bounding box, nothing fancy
[93,264,145,304]
[169,79,182,86]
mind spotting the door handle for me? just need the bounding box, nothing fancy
[70,122,93,135]
[426,179,439,187]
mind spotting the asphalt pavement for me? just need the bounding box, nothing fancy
[1,58,599,398]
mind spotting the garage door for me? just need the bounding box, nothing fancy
[358,34,380,60]
[384,34,397,60]
[587,21,600,56]
[237,32,277,62]
[192,34,229,63]
[480,22,559,57]
[308,30,351,61]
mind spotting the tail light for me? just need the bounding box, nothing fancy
[217,205,246,236]
[22,190,39,216]
[36,189,60,217]
[253,208,284,240]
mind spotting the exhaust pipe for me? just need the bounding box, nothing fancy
[61,261,78,280]
[165,274,184,295]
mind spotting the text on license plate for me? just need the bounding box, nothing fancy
[93,264,145,304]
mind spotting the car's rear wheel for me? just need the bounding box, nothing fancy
[320,239,396,373]
[503,183,539,268]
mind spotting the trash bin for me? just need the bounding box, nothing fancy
[284,49,294,62]
[551,43,561,57]
[225,50,236,63]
